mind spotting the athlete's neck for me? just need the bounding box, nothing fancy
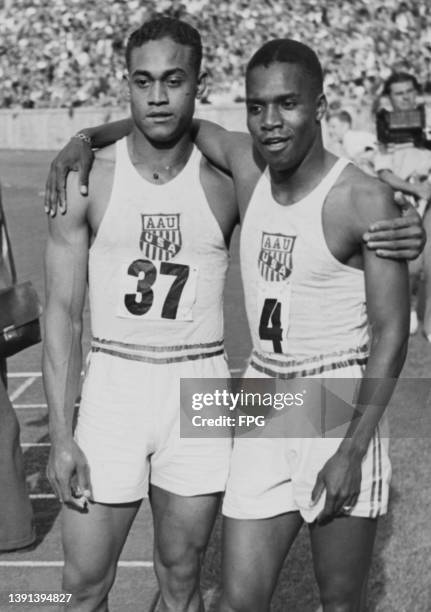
[269,134,336,206]
[128,128,194,177]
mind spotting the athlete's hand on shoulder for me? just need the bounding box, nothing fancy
[311,447,362,524]
[363,203,425,260]
[47,438,92,509]
[45,136,94,217]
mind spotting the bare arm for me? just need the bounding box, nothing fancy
[44,116,248,216]
[82,118,133,149]
[45,117,425,260]
[44,118,133,217]
[361,155,426,260]
[192,119,251,174]
[363,200,425,261]
[43,172,91,506]
[314,182,409,522]
[377,168,426,198]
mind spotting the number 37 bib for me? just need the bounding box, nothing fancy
[117,258,199,322]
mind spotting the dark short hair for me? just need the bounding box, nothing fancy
[246,39,323,94]
[125,16,202,74]
[383,72,420,96]
[327,110,352,125]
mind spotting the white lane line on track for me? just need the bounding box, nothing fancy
[21,443,50,448]
[30,494,56,500]
[9,377,37,402]
[0,561,154,568]
[14,403,79,410]
[7,372,43,378]
[14,403,47,409]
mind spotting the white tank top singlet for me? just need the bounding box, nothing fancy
[240,158,369,375]
[88,137,228,358]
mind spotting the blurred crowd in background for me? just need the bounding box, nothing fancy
[1,0,431,110]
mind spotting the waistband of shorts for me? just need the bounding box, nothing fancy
[91,337,225,364]
[249,345,369,379]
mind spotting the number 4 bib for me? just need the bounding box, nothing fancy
[257,281,291,354]
[117,258,198,321]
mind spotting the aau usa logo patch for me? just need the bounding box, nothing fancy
[140,214,182,261]
[258,232,296,281]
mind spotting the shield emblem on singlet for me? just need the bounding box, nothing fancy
[258,232,296,281]
[140,214,182,261]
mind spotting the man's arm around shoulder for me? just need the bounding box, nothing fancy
[192,119,254,174]
[43,172,92,508]
[377,167,429,200]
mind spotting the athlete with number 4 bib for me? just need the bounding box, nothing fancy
[43,19,237,612]
[212,41,409,612]
[46,26,422,612]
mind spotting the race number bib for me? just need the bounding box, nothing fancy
[257,282,291,354]
[117,258,198,321]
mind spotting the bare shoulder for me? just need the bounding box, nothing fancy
[335,164,396,227]
[196,119,251,156]
[85,143,116,203]
[200,156,237,212]
[199,156,238,242]
[201,154,234,187]
[225,132,265,211]
[340,164,393,207]
[194,119,262,187]
[224,130,253,152]
[94,143,116,163]
[93,143,116,177]
[218,129,260,170]
[60,146,116,227]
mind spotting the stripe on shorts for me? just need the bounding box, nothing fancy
[249,345,369,379]
[92,337,224,353]
[376,425,383,516]
[370,432,377,518]
[369,426,383,519]
[91,337,225,364]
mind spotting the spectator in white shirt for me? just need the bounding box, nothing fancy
[326,109,377,174]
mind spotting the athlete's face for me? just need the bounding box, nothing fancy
[127,38,205,143]
[246,62,326,171]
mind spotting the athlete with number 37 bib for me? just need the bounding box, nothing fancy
[43,18,237,612]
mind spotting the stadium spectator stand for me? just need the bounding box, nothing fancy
[1,0,431,108]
